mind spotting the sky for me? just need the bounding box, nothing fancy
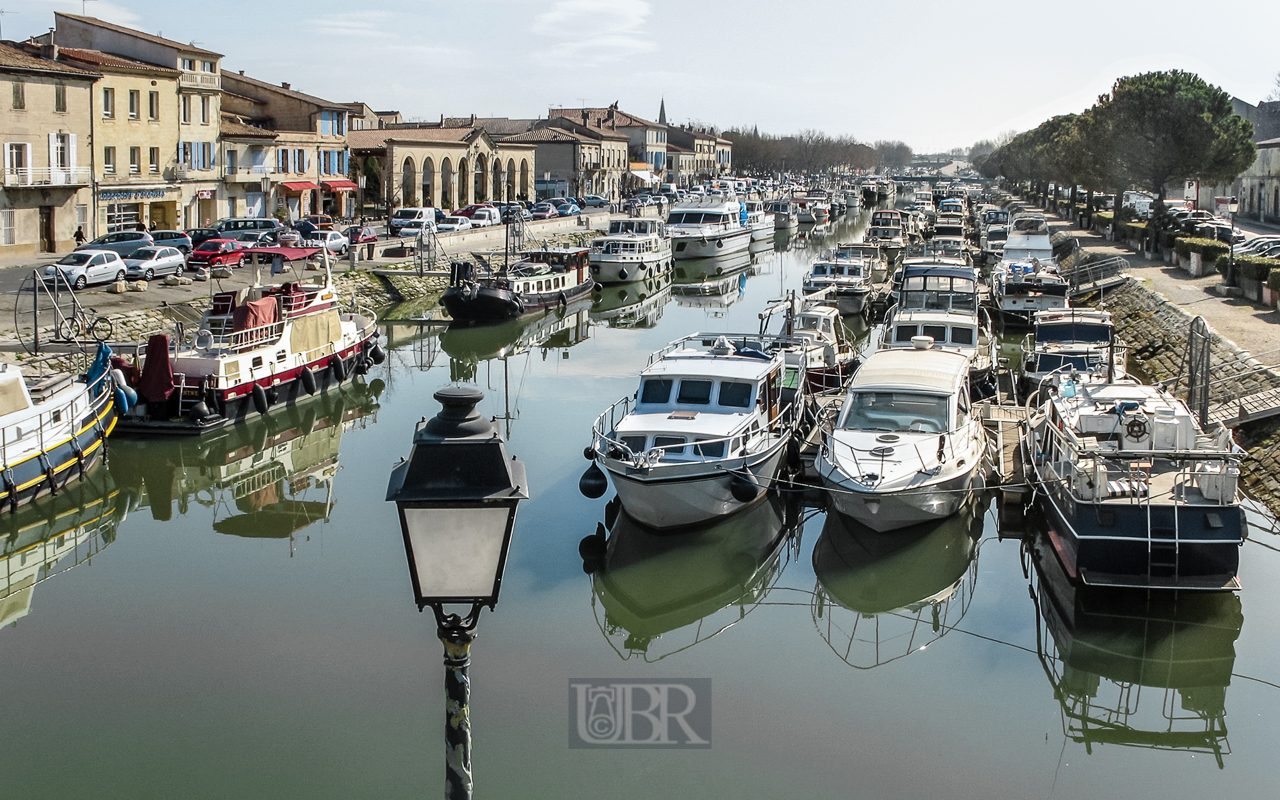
[8,0,1280,153]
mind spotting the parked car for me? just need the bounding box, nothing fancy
[437,216,473,232]
[305,230,350,254]
[454,203,497,219]
[124,246,187,280]
[1179,210,1219,233]
[150,229,193,254]
[305,214,334,230]
[547,197,573,209]
[581,195,608,208]
[342,225,378,244]
[229,230,279,246]
[557,203,582,216]
[469,208,501,227]
[188,239,248,269]
[530,203,559,220]
[186,227,220,248]
[1237,235,1280,256]
[389,207,439,236]
[42,250,127,289]
[397,221,434,239]
[75,230,153,258]
[215,217,285,234]
[1194,222,1245,245]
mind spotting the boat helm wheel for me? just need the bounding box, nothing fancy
[1126,416,1149,440]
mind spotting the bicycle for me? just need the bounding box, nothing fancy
[56,308,114,343]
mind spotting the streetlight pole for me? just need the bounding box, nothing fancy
[1226,195,1240,287]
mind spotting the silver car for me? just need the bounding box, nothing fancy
[124,246,187,280]
[76,230,154,258]
[42,250,127,289]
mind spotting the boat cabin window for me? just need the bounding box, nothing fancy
[839,391,950,434]
[621,435,647,453]
[894,324,918,343]
[950,326,974,345]
[813,265,828,275]
[653,436,687,460]
[1036,323,1110,344]
[676,380,713,405]
[1035,353,1098,373]
[695,439,726,458]
[956,394,970,428]
[901,275,976,312]
[923,324,947,341]
[718,381,753,408]
[640,378,673,404]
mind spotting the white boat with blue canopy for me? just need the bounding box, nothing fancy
[587,333,807,529]
[666,199,752,260]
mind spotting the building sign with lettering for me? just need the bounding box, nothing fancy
[98,189,174,201]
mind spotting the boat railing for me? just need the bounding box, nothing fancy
[645,331,806,367]
[591,398,793,469]
[0,368,114,472]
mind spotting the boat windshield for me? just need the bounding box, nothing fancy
[900,275,977,312]
[838,391,949,434]
[1036,322,1111,344]
[1034,353,1102,373]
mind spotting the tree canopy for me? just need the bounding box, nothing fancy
[722,128,878,174]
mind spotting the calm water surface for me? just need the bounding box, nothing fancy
[4,210,1280,799]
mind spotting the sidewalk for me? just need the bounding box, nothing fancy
[1045,209,1280,361]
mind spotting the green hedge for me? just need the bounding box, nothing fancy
[1268,269,1280,291]
[1177,237,1230,262]
[1160,230,1181,249]
[1094,211,1114,226]
[1116,220,1150,240]
[1216,253,1280,282]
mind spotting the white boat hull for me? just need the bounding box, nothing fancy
[671,228,752,260]
[820,467,980,532]
[590,254,671,284]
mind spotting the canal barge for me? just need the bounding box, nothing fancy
[1024,373,1246,590]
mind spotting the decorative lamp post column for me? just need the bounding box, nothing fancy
[386,387,528,800]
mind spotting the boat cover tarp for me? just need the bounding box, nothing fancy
[0,371,29,416]
[138,334,175,404]
[290,309,342,356]
[232,297,280,333]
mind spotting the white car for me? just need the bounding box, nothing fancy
[437,216,473,232]
[43,250,128,289]
[306,230,349,255]
[469,208,501,228]
[124,246,187,280]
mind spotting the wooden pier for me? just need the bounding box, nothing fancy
[1207,386,1280,428]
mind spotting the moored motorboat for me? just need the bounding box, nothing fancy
[666,198,753,260]
[759,292,861,395]
[585,333,808,529]
[815,346,991,532]
[802,242,881,316]
[1018,308,1126,399]
[765,199,799,230]
[443,246,594,323]
[589,217,672,285]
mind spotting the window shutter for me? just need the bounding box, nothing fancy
[67,134,77,171]
[48,132,57,172]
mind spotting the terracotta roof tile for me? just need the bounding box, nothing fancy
[0,41,98,77]
[56,12,222,57]
[57,46,180,74]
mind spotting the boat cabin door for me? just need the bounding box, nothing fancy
[765,367,781,431]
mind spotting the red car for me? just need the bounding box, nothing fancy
[188,238,247,268]
[343,225,379,244]
[453,203,497,219]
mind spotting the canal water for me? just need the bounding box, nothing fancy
[5,209,1280,799]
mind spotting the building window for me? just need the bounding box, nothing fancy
[103,146,116,174]
[181,58,195,71]
[102,88,114,118]
[128,90,139,119]
[55,83,66,113]
[149,91,159,120]
[202,61,216,73]
[129,146,141,174]
[200,96,209,125]
[227,149,238,173]
[1,210,14,246]
[181,95,190,124]
[149,147,160,173]
[277,149,288,173]
[76,204,88,228]
[11,80,23,110]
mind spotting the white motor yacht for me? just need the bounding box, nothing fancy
[666,199,753,260]
[589,217,672,284]
[1019,308,1126,398]
[587,333,806,529]
[765,199,799,230]
[816,345,990,532]
[802,243,880,316]
[742,200,775,241]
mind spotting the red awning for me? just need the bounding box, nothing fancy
[322,180,358,192]
[243,246,322,261]
[280,181,320,192]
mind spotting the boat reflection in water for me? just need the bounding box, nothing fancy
[590,271,673,330]
[773,230,795,253]
[812,494,987,669]
[671,250,752,285]
[1028,532,1242,767]
[440,297,591,381]
[672,267,750,314]
[108,381,380,547]
[580,494,803,661]
[1,470,123,630]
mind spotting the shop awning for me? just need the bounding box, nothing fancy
[629,170,657,183]
[280,181,320,192]
[322,179,358,192]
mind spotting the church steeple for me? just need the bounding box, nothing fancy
[658,97,667,125]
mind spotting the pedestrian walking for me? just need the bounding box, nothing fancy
[73,226,86,246]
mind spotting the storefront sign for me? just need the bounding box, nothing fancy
[98,189,173,201]
[196,189,216,199]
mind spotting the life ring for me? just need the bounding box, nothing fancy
[195,329,214,350]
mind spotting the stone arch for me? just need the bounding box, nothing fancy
[422,157,435,209]
[457,157,469,206]
[440,157,454,210]
[519,159,530,202]
[473,153,488,202]
[505,159,516,202]
[401,157,417,207]
[492,158,504,202]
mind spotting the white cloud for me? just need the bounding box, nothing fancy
[308,11,392,39]
[531,0,654,63]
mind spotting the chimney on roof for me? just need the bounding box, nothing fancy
[581,109,589,127]
[239,69,244,75]
[281,82,290,90]
[40,28,58,60]
[470,114,476,126]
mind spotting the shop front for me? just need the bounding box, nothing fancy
[322,180,357,218]
[98,187,179,233]
[280,181,319,222]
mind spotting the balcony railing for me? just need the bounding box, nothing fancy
[2,167,92,187]
[224,165,277,181]
[179,72,221,90]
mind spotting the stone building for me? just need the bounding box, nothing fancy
[348,126,535,211]
[1235,138,1280,225]
[49,12,224,228]
[0,41,95,257]
[221,72,354,220]
[549,106,668,185]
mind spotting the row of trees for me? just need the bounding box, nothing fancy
[977,70,1256,216]
[721,127,880,174]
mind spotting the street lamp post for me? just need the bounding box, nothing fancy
[386,387,528,800]
[1226,196,1240,287]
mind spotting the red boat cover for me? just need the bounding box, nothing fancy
[232,297,280,333]
[138,333,175,404]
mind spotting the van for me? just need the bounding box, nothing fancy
[660,183,678,195]
[215,217,284,234]
[389,207,439,236]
